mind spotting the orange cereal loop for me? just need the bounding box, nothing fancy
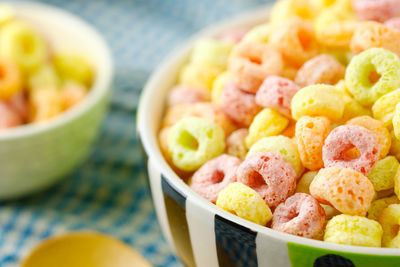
[228,42,283,93]
[269,17,319,68]
[282,120,296,138]
[350,21,400,57]
[310,167,375,216]
[0,59,22,100]
[162,102,236,136]
[29,87,62,123]
[347,116,391,159]
[296,116,331,170]
[295,54,345,87]
[316,21,359,49]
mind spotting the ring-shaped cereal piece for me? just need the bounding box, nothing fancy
[220,81,262,127]
[310,167,375,216]
[352,0,400,22]
[0,59,22,100]
[368,195,400,221]
[350,22,400,58]
[0,102,22,129]
[228,41,283,93]
[269,17,319,68]
[393,103,400,141]
[367,156,399,191]
[323,125,380,175]
[237,152,297,208]
[347,116,391,159]
[225,128,248,160]
[168,86,209,106]
[216,182,273,225]
[295,54,345,87]
[324,214,383,247]
[372,89,400,128]
[385,17,400,31]
[296,116,331,170]
[190,154,241,203]
[379,204,400,248]
[291,84,344,121]
[255,75,300,117]
[346,48,400,106]
[167,117,225,172]
[272,193,326,238]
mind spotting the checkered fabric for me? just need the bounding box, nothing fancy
[0,0,273,266]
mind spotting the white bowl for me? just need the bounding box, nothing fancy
[0,2,113,199]
[137,5,400,267]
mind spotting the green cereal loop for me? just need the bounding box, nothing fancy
[247,135,303,178]
[367,156,400,191]
[167,117,225,172]
[345,48,400,106]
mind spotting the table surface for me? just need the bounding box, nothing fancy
[0,0,272,266]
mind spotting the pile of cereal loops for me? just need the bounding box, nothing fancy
[159,0,400,248]
[0,4,93,129]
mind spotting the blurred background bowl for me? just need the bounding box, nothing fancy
[0,2,113,200]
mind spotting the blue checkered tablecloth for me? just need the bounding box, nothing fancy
[0,0,273,266]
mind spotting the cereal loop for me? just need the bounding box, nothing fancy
[190,154,241,203]
[347,116,391,159]
[385,18,400,31]
[237,152,297,208]
[323,125,380,175]
[225,128,248,160]
[393,103,400,141]
[216,182,273,225]
[272,193,326,238]
[0,102,22,129]
[255,75,300,117]
[310,167,375,216]
[167,117,225,172]
[296,116,331,170]
[368,196,399,221]
[269,17,319,68]
[379,204,400,248]
[372,89,400,128]
[291,84,344,121]
[324,214,383,247]
[168,86,209,106]
[352,0,400,22]
[220,81,262,127]
[367,156,399,191]
[295,54,345,87]
[0,59,22,100]
[229,41,283,93]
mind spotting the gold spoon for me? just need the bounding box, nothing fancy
[21,231,152,267]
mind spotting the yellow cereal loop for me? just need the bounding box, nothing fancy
[379,204,400,248]
[291,84,344,121]
[345,48,400,107]
[167,117,225,172]
[373,89,400,128]
[335,80,371,124]
[179,63,222,91]
[270,0,315,23]
[28,64,61,91]
[216,182,272,225]
[390,131,400,161]
[245,108,289,148]
[190,38,233,70]
[368,156,399,191]
[368,196,399,221]
[324,214,383,247]
[0,21,47,73]
[393,103,400,141]
[242,23,273,44]
[296,171,318,194]
[54,53,93,87]
[395,166,400,200]
[247,135,303,178]
[211,72,232,106]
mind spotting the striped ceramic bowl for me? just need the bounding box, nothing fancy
[137,5,400,267]
[0,2,113,199]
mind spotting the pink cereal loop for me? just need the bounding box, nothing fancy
[352,0,400,22]
[190,154,241,203]
[323,125,380,175]
[229,42,283,93]
[272,193,326,238]
[220,81,262,127]
[236,152,297,208]
[168,85,209,106]
[385,17,400,31]
[255,75,300,117]
[0,102,23,129]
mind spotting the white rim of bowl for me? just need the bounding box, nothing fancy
[138,4,400,256]
[0,1,114,140]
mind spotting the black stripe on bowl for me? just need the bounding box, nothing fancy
[161,174,195,267]
[313,254,355,267]
[215,214,258,267]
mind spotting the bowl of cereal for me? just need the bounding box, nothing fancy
[138,0,400,266]
[0,2,113,199]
